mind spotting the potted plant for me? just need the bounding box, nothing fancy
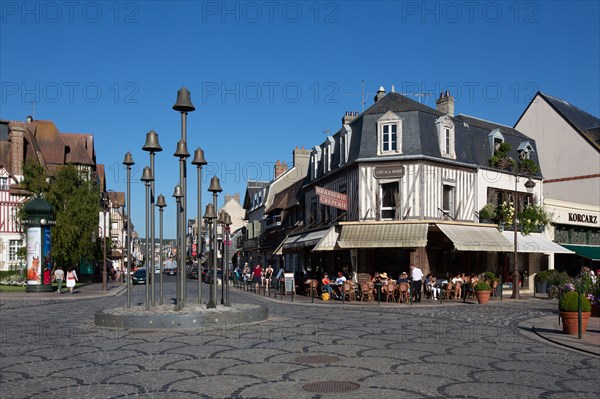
[559,291,592,336]
[479,204,497,224]
[534,270,549,296]
[474,281,492,304]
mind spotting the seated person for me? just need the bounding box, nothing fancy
[397,272,410,284]
[321,273,333,296]
[425,273,441,300]
[371,272,382,284]
[335,271,347,285]
[379,272,389,285]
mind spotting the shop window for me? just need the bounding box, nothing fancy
[380,182,399,220]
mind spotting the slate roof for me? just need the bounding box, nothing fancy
[319,92,543,176]
[242,181,270,209]
[518,92,600,150]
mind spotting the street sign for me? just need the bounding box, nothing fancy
[315,186,348,211]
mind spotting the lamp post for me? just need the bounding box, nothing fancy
[173,87,195,308]
[203,203,217,308]
[223,212,232,306]
[101,191,109,291]
[172,185,184,310]
[140,166,153,310]
[174,140,190,306]
[191,148,207,305]
[123,152,134,308]
[156,194,167,305]
[218,211,226,305]
[207,176,222,308]
[511,163,536,300]
[142,130,162,307]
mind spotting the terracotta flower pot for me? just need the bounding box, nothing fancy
[560,311,591,336]
[475,290,491,304]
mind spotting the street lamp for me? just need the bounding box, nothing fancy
[173,87,195,308]
[203,203,217,308]
[191,148,207,305]
[142,129,162,307]
[172,184,184,310]
[101,191,109,291]
[218,211,226,305]
[511,164,536,300]
[123,152,134,309]
[156,194,167,305]
[219,211,231,306]
[140,166,153,310]
[174,140,190,306]
[207,177,222,308]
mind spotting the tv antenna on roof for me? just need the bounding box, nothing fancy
[323,128,331,135]
[30,100,35,119]
[343,80,372,112]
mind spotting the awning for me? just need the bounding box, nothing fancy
[438,223,513,252]
[337,223,428,248]
[273,240,285,256]
[312,226,339,251]
[501,232,576,254]
[280,228,330,253]
[560,244,600,261]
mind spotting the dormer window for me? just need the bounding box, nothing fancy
[339,124,351,166]
[435,115,455,159]
[323,136,334,173]
[488,129,504,155]
[377,111,402,156]
[517,141,534,160]
[311,147,322,180]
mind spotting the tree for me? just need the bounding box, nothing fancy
[46,166,101,268]
[20,163,101,268]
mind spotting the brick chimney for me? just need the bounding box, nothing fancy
[274,160,288,179]
[9,125,26,177]
[225,193,241,204]
[436,90,454,116]
[374,86,386,102]
[342,111,359,125]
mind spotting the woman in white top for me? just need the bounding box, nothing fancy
[66,267,78,294]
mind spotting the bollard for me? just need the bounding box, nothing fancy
[578,291,582,339]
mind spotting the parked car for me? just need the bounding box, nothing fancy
[132,268,147,285]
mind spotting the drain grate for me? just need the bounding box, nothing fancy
[303,381,360,393]
[295,355,340,364]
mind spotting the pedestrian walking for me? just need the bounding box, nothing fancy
[52,266,64,294]
[66,267,78,294]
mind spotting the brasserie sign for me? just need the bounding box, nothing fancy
[315,186,348,211]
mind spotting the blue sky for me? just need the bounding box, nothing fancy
[1,1,599,239]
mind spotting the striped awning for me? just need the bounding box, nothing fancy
[501,232,576,254]
[437,223,513,252]
[337,223,428,248]
[276,228,331,254]
[312,226,339,251]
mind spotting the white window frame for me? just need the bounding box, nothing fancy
[9,240,20,261]
[0,176,9,191]
[340,124,352,166]
[380,180,400,220]
[442,182,456,220]
[488,129,504,155]
[377,111,402,156]
[435,115,456,159]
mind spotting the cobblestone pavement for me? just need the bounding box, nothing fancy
[1,282,599,398]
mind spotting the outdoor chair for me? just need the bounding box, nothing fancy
[305,279,319,298]
[342,281,356,301]
[360,282,373,302]
[454,281,462,300]
[444,281,454,299]
[385,281,397,302]
[398,282,410,303]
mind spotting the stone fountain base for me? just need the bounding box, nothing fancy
[94,303,268,329]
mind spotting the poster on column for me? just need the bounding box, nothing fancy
[43,227,51,270]
[26,227,41,285]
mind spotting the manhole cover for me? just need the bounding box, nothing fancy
[295,355,339,364]
[303,381,360,393]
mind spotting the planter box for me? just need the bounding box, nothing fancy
[475,290,491,304]
[560,311,591,336]
[534,281,547,295]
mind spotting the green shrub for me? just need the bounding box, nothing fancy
[548,270,570,287]
[559,291,591,312]
[474,281,491,291]
[535,270,549,282]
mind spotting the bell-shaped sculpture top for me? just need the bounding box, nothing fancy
[173,87,196,112]
[142,130,163,153]
[174,140,190,158]
[204,203,217,220]
[224,212,232,226]
[208,175,222,193]
[140,166,154,182]
[156,194,167,208]
[123,151,135,166]
[172,184,183,199]
[191,148,207,166]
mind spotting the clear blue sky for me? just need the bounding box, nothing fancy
[2,1,599,239]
